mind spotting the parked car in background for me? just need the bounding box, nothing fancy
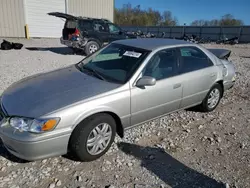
[0,38,236,162]
[48,12,136,55]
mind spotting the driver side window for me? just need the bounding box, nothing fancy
[108,24,120,33]
[142,48,178,80]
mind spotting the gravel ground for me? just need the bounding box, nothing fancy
[0,38,250,188]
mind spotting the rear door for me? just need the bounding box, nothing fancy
[78,20,94,36]
[176,46,218,108]
[91,21,110,45]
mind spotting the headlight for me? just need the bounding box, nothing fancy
[9,117,60,133]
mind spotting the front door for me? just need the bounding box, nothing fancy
[176,46,218,108]
[130,48,183,125]
[107,23,126,42]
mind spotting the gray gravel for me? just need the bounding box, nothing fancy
[0,38,250,188]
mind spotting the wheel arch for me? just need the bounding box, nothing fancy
[216,80,224,97]
[86,38,102,47]
[71,110,125,138]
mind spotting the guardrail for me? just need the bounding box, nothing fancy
[121,26,250,43]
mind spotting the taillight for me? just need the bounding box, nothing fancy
[222,65,227,77]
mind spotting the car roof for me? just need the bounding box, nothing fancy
[112,38,193,51]
[78,17,112,23]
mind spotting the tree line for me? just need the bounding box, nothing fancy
[114,3,178,26]
[190,14,244,26]
[114,3,244,27]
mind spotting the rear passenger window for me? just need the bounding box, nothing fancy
[179,47,213,74]
[93,22,109,32]
[78,20,92,31]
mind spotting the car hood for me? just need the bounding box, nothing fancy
[1,65,120,117]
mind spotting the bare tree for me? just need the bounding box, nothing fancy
[161,11,178,26]
[220,14,244,26]
[190,14,244,26]
[191,20,206,26]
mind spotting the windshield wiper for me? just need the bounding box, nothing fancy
[81,66,107,81]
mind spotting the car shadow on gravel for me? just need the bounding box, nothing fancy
[118,142,225,188]
[25,47,83,55]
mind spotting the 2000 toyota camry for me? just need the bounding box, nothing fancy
[0,38,235,161]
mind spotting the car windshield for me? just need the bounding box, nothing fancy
[77,43,150,84]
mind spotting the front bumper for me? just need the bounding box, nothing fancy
[0,125,71,161]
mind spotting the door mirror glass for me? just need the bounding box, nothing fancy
[136,76,156,87]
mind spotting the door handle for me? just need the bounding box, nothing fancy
[173,83,181,89]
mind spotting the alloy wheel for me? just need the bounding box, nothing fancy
[89,44,98,53]
[86,123,112,155]
[207,88,220,109]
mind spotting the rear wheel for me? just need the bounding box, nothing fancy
[69,113,116,161]
[84,41,100,56]
[199,83,222,112]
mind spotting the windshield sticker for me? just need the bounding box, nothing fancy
[123,51,142,58]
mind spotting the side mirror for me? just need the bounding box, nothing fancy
[119,30,123,35]
[136,76,156,87]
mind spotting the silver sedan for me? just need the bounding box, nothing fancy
[0,38,236,161]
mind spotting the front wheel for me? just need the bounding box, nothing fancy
[69,113,116,161]
[199,83,223,112]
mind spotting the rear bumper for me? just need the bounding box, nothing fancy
[60,37,73,47]
[224,80,235,90]
[60,37,87,49]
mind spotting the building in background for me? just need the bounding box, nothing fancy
[0,0,114,38]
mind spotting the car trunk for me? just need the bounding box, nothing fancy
[47,12,79,40]
[207,48,231,60]
[63,19,79,40]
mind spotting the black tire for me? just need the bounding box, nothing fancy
[199,83,223,112]
[84,41,100,56]
[69,113,116,162]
